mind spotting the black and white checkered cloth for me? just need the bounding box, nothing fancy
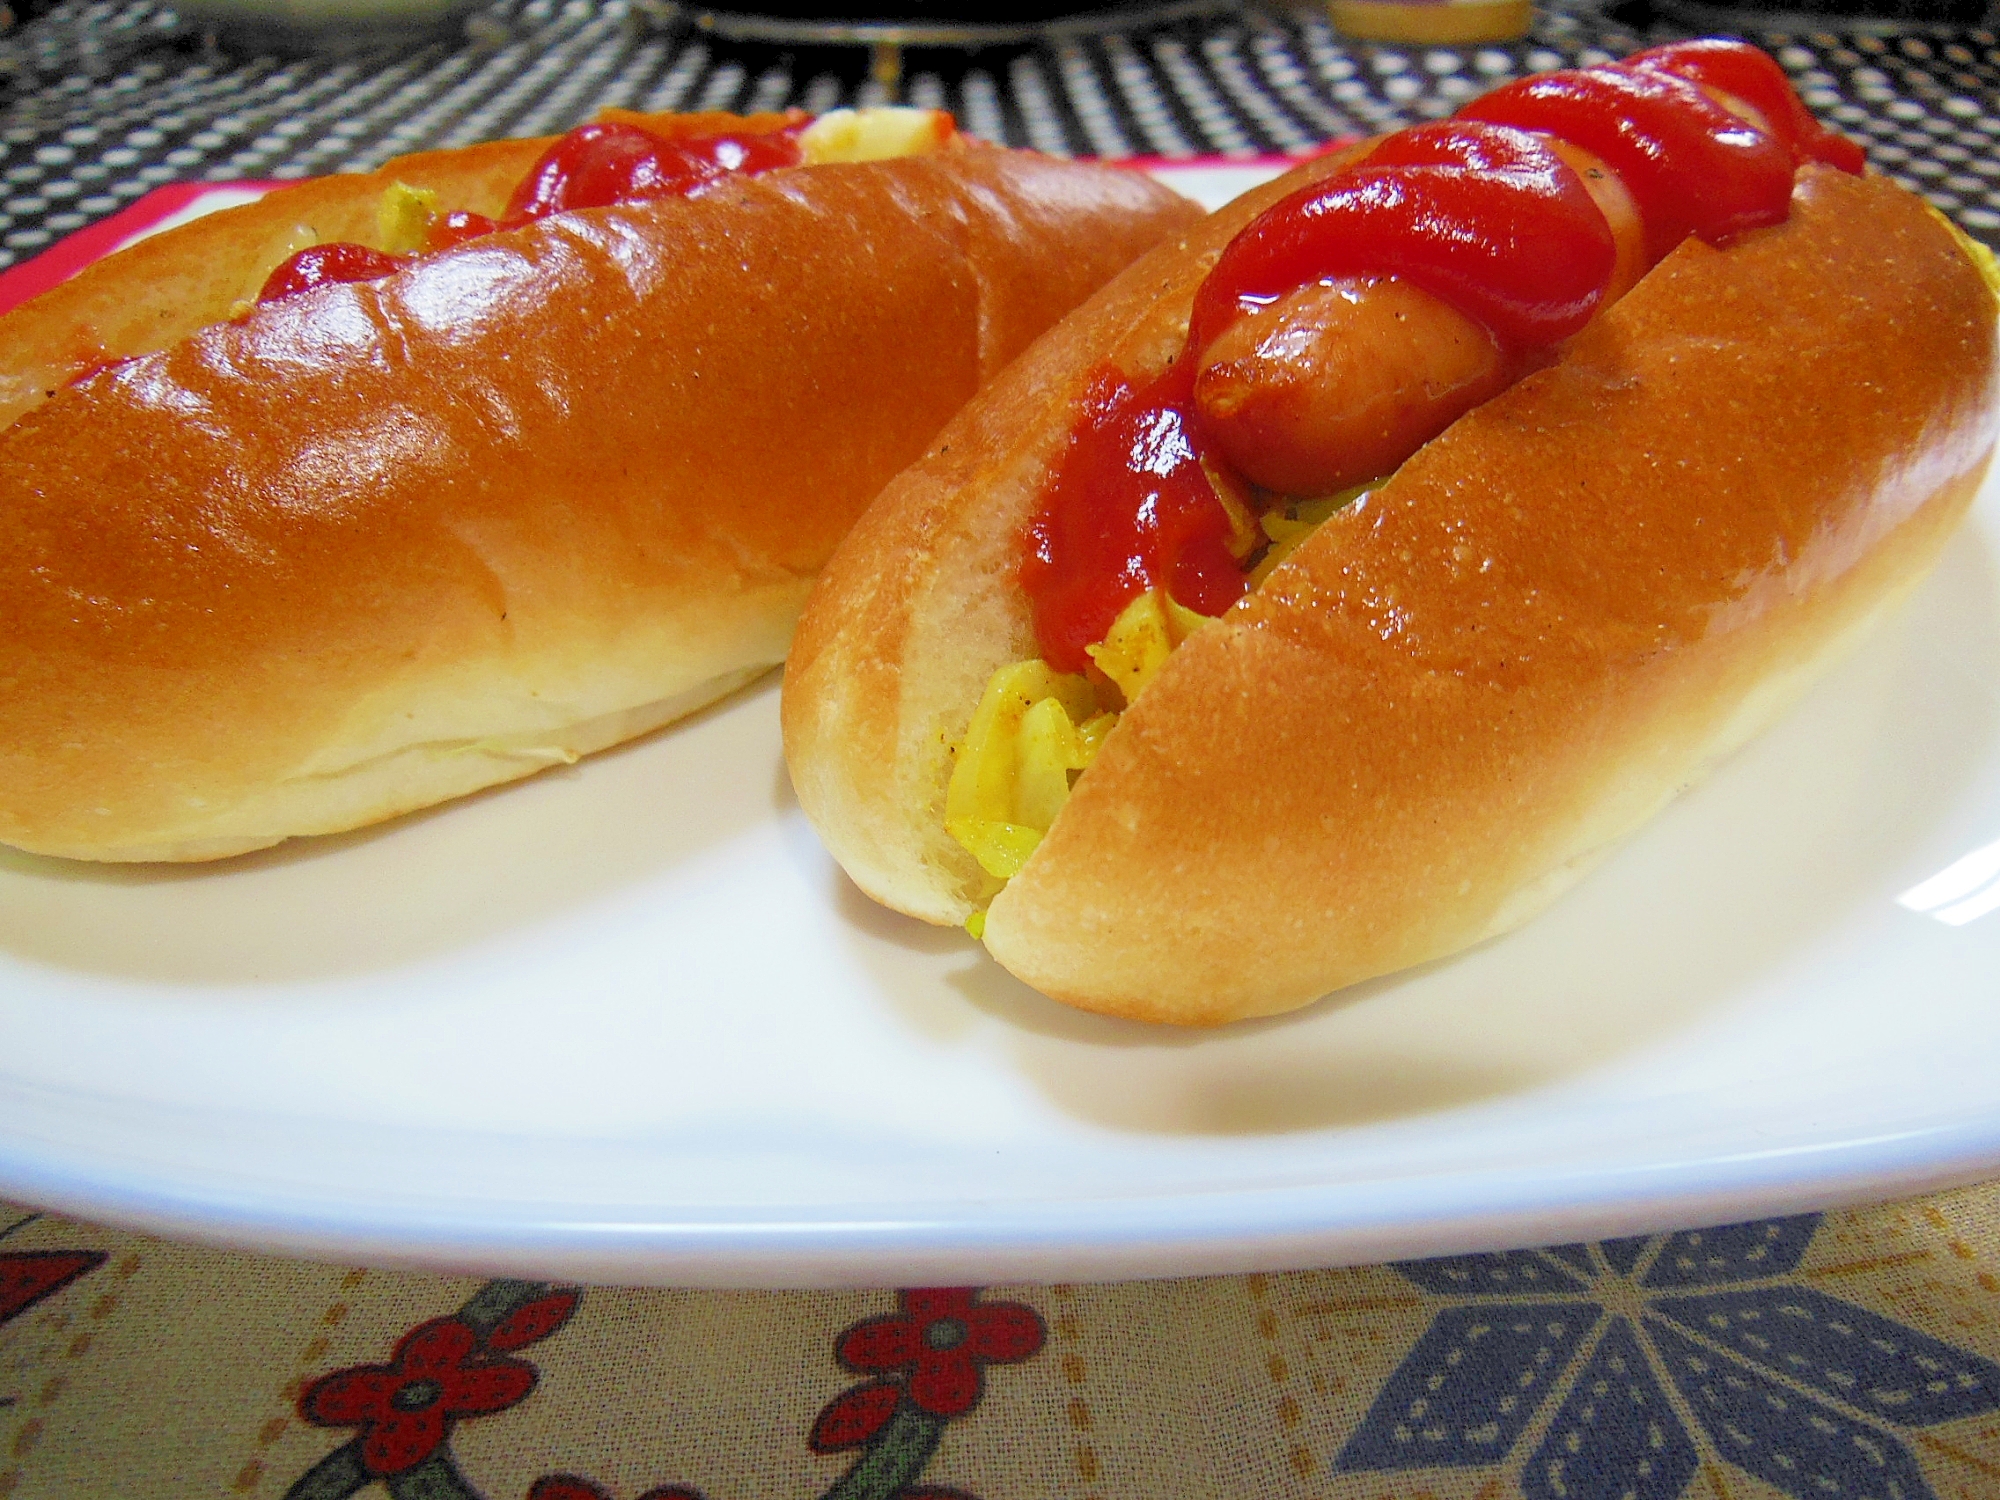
[0,0,1996,270]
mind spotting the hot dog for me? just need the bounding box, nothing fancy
[0,108,1199,862]
[782,45,2000,1025]
[1187,41,1863,498]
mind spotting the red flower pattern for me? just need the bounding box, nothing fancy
[527,1477,703,1500]
[288,1280,1030,1499]
[835,1288,1043,1418]
[527,1481,608,1500]
[0,1249,105,1329]
[490,1289,583,1352]
[809,1379,902,1452]
[300,1316,536,1474]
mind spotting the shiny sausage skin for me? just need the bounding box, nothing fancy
[1194,277,1526,497]
[1197,138,1644,496]
[1192,51,1848,500]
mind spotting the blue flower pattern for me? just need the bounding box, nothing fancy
[1336,1214,2000,1500]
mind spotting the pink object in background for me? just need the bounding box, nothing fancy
[0,181,281,317]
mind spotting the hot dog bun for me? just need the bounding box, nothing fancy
[0,134,1199,862]
[782,163,1999,1024]
[0,110,803,432]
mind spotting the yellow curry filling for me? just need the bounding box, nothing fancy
[948,481,1375,910]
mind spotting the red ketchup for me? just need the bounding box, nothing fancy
[1022,40,1864,668]
[257,119,805,305]
[1188,121,1615,356]
[1459,64,1796,263]
[425,209,501,252]
[258,242,410,304]
[1021,357,1246,675]
[502,120,802,221]
[1627,39,1866,175]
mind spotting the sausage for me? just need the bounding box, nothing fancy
[1192,45,1841,499]
[1192,273,1527,498]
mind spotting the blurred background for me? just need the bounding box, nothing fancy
[0,0,1994,275]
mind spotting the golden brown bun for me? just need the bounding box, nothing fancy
[0,110,803,433]
[0,146,1199,861]
[781,165,1999,1024]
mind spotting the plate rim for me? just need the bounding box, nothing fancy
[4,1104,1998,1285]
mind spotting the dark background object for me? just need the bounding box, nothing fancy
[0,0,1995,276]
[681,0,1212,25]
[172,7,483,53]
[1657,0,1993,26]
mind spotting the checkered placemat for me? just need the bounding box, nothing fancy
[0,0,1998,282]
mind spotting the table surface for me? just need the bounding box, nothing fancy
[4,4,2000,1496]
[5,1187,2000,1499]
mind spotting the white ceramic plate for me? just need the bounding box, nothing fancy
[3,455,1997,1288]
[3,165,1999,1286]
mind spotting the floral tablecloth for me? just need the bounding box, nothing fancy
[6,1186,2000,1499]
[3,8,1999,1495]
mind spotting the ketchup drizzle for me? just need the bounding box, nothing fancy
[1020,40,1866,671]
[255,118,805,306]
[502,120,803,222]
[1188,122,1615,356]
[1022,356,1246,674]
[257,242,410,305]
[1460,64,1796,263]
[1629,39,1867,175]
[425,210,501,252]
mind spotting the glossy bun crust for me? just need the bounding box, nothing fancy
[0,110,803,432]
[0,147,1199,861]
[783,165,1998,1024]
